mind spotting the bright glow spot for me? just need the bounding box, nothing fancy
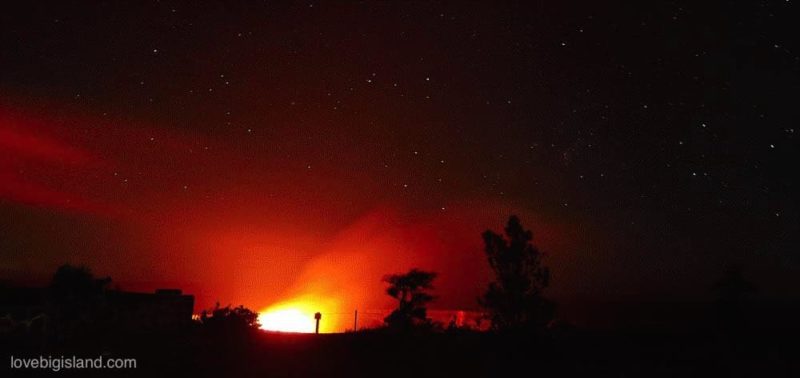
[259,306,316,333]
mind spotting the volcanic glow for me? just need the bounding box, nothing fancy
[258,303,318,333]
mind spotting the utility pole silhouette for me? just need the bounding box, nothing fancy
[353,310,358,331]
[314,312,321,334]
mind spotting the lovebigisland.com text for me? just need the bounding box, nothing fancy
[10,355,137,372]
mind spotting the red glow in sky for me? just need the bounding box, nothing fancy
[3,1,798,336]
[0,99,583,324]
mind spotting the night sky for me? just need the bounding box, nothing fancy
[1,1,798,317]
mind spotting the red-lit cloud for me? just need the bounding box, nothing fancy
[0,99,581,325]
[0,109,111,214]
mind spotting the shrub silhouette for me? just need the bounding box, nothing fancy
[199,303,260,332]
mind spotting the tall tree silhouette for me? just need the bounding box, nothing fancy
[383,269,437,330]
[713,265,756,333]
[479,216,553,331]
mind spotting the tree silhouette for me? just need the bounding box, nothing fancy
[49,264,112,302]
[713,265,756,333]
[714,265,756,303]
[479,216,554,331]
[383,269,437,330]
[47,264,112,338]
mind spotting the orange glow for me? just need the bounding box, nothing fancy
[258,298,336,333]
[258,308,316,333]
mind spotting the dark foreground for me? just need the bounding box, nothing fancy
[2,326,798,377]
